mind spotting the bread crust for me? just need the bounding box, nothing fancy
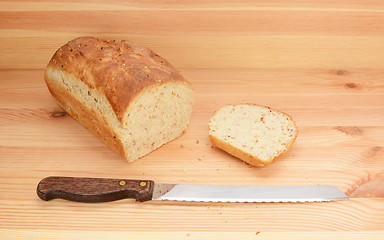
[45,72,126,158]
[46,36,191,126]
[209,104,298,167]
[45,36,194,161]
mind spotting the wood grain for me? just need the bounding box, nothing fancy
[2,32,384,69]
[0,0,384,238]
[1,230,384,240]
[1,197,384,231]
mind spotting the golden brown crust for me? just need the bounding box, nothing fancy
[209,131,297,168]
[209,134,270,167]
[47,36,189,126]
[44,70,126,158]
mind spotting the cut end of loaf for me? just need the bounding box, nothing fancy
[208,104,297,167]
[122,82,194,161]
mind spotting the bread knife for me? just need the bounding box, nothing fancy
[37,176,349,203]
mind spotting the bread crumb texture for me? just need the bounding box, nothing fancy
[45,36,194,162]
[208,104,297,167]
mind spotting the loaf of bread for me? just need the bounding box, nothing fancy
[45,36,194,162]
[208,104,297,167]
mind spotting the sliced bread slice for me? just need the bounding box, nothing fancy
[208,104,297,167]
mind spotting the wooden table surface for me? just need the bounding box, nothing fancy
[1,0,384,239]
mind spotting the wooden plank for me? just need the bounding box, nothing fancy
[2,32,384,69]
[2,0,384,11]
[2,10,384,36]
[0,197,383,231]
[0,230,383,240]
[0,144,383,194]
[3,69,384,94]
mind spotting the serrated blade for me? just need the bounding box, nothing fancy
[152,183,349,203]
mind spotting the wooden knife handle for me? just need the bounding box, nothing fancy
[37,176,154,202]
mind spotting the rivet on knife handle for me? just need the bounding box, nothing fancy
[37,176,154,202]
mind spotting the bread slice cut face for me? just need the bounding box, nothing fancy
[209,104,297,167]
